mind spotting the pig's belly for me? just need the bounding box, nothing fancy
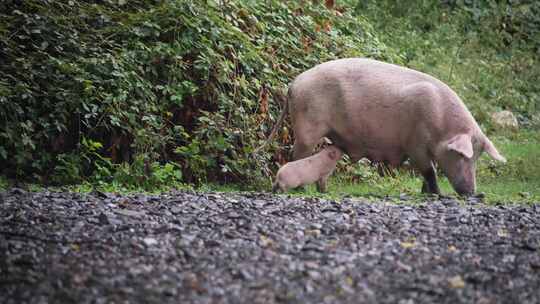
[331,133,406,166]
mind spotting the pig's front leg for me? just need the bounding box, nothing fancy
[421,164,440,194]
[316,170,335,193]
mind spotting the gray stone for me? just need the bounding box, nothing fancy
[491,110,519,130]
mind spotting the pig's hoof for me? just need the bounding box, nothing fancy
[474,192,486,198]
[465,192,485,204]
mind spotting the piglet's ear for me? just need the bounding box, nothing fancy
[483,137,507,163]
[327,149,337,159]
[447,134,474,159]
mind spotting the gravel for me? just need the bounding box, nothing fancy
[1,188,539,303]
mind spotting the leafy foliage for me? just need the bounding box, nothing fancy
[1,0,538,190]
[354,0,540,127]
[0,0,392,185]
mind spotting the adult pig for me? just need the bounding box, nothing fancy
[262,58,506,195]
[273,145,343,193]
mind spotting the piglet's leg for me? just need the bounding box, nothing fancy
[316,167,338,193]
[316,176,328,193]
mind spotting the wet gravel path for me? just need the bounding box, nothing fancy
[1,189,539,304]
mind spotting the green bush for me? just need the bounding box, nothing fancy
[0,0,394,185]
[3,0,537,188]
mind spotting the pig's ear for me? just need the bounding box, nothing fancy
[447,134,474,159]
[483,137,507,163]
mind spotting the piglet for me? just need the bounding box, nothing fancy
[272,145,343,193]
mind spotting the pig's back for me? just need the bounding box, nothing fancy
[292,58,444,98]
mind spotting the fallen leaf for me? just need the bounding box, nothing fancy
[400,241,415,249]
[448,275,465,289]
[259,87,268,116]
[324,21,332,32]
[281,126,290,144]
[259,235,273,247]
[305,229,321,238]
[497,229,508,237]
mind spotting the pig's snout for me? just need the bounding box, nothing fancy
[453,180,475,196]
[442,157,477,196]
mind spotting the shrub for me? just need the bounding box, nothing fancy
[0,0,394,185]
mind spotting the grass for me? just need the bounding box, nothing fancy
[1,130,538,204]
[0,176,8,191]
[197,128,539,205]
[238,129,539,204]
[475,131,540,203]
[358,2,540,129]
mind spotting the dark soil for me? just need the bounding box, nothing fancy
[1,188,539,304]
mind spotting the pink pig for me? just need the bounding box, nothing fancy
[273,145,343,193]
[261,58,506,195]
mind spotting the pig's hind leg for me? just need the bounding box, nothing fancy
[290,107,331,161]
[291,129,328,161]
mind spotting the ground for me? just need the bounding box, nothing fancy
[1,188,539,303]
